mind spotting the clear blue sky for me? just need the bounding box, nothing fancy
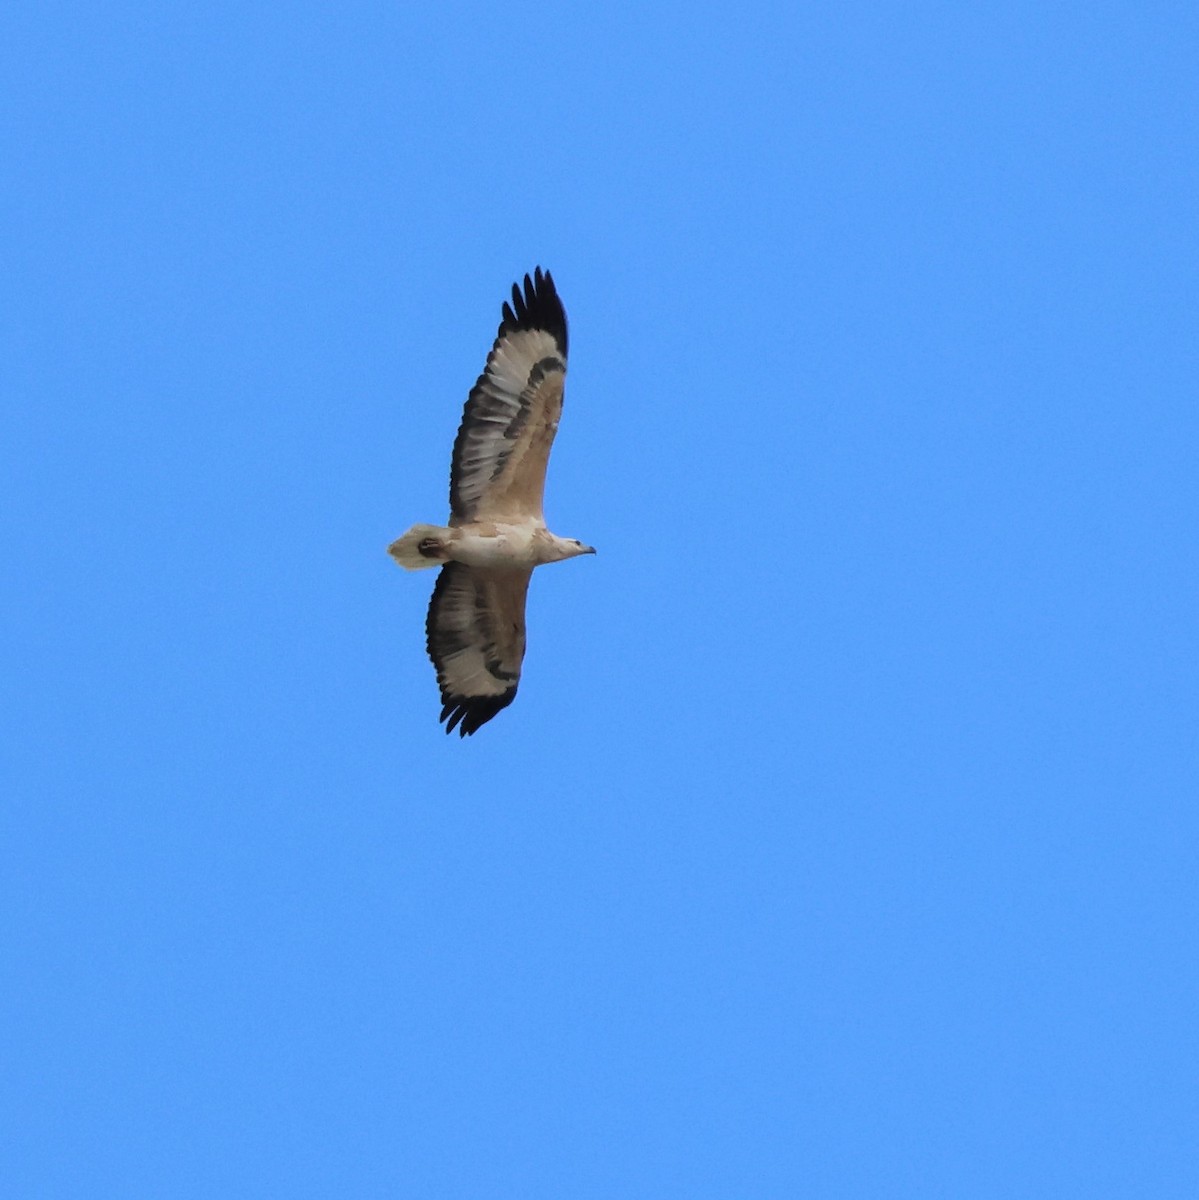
[4,3,1197,1196]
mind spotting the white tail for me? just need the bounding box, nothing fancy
[387,523,451,570]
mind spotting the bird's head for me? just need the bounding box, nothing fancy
[549,536,597,562]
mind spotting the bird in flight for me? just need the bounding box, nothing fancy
[388,268,594,736]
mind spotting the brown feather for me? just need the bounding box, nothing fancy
[425,563,532,736]
[448,269,568,525]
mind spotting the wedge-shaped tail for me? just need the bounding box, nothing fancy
[388,523,451,570]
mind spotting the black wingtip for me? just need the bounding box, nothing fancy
[440,691,517,737]
[498,266,568,358]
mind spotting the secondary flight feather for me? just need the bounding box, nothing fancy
[388,268,594,736]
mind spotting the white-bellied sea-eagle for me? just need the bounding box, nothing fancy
[388,268,594,736]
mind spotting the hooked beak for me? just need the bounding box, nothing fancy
[584,545,597,555]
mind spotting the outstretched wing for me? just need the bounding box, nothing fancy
[448,268,568,525]
[425,562,533,736]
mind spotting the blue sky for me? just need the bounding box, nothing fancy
[3,2,1197,1195]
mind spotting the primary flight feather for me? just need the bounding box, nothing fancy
[388,268,594,736]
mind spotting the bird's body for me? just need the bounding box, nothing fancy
[389,522,583,571]
[387,268,593,736]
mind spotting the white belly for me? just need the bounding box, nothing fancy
[452,524,542,568]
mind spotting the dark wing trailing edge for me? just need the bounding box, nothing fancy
[448,267,568,524]
[425,562,532,736]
